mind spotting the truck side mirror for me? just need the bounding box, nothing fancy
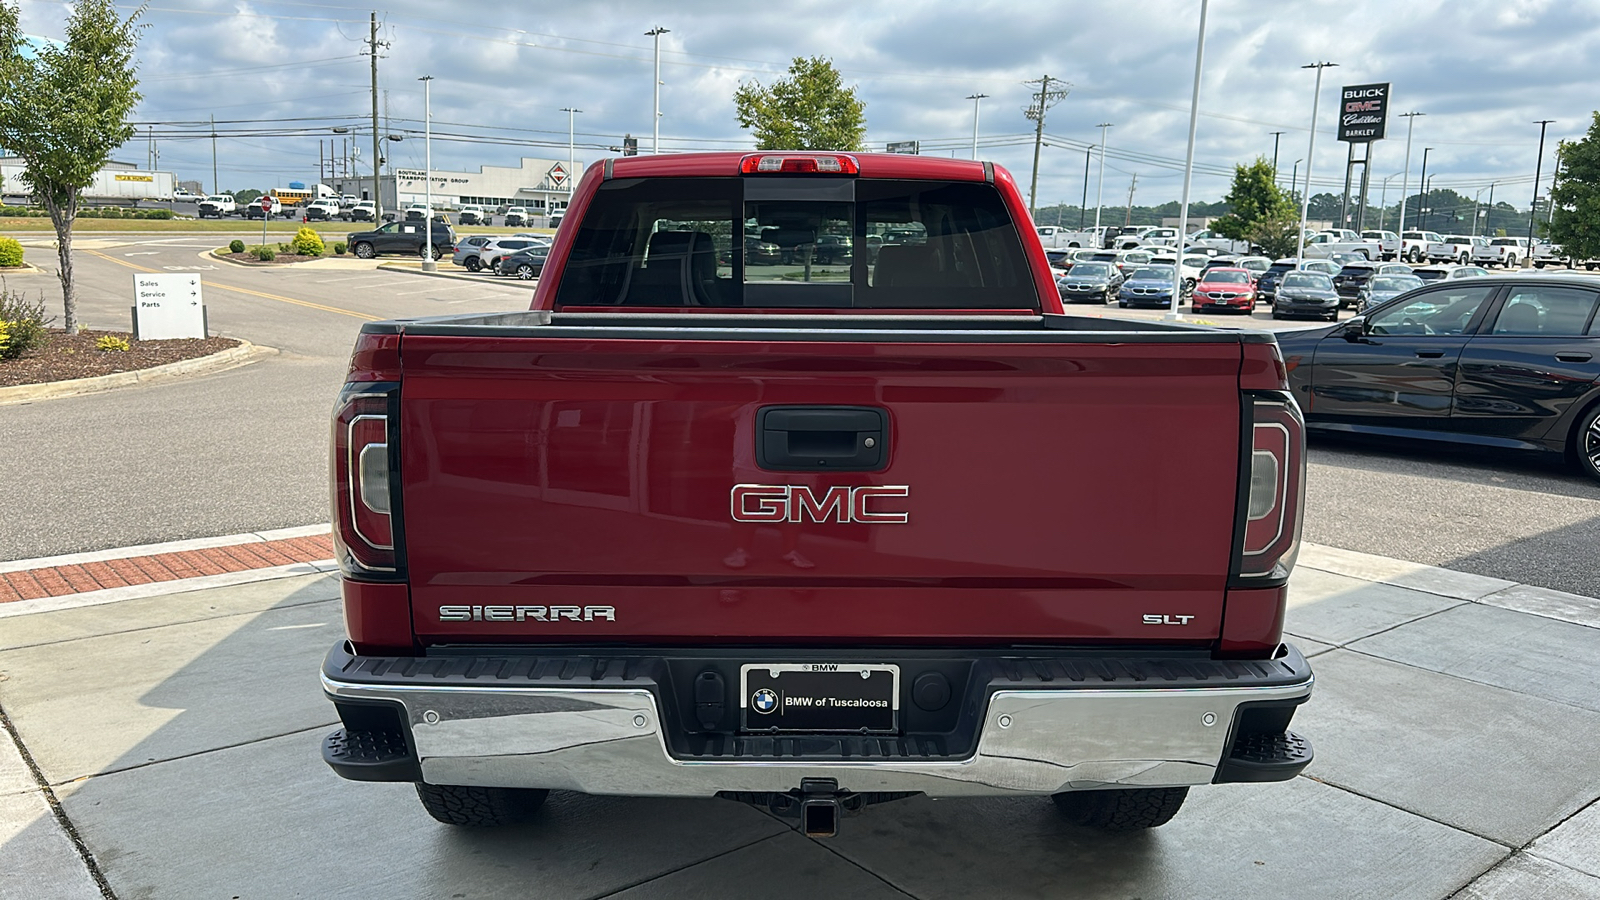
[1341,318,1367,340]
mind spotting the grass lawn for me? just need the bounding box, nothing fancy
[0,217,556,236]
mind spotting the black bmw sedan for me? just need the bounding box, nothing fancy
[1272,271,1341,321]
[1275,276,1600,480]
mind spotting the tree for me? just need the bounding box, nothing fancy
[1550,112,1600,261]
[1250,209,1302,259]
[733,56,866,151]
[0,1,145,331]
[1210,158,1294,242]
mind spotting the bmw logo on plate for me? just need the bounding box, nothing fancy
[751,688,778,714]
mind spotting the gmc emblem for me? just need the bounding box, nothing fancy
[731,484,910,524]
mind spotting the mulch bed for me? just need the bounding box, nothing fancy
[216,250,335,265]
[0,329,240,387]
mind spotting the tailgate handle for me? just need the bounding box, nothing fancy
[758,406,888,471]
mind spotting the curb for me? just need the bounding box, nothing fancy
[376,262,504,284]
[0,524,330,575]
[0,339,277,406]
[0,263,45,275]
[0,559,337,618]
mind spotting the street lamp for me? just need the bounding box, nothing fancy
[1378,172,1401,231]
[419,75,435,272]
[1395,111,1424,238]
[646,27,669,154]
[1415,147,1431,230]
[1092,122,1112,241]
[965,93,988,160]
[1168,0,1209,321]
[560,107,582,196]
[1422,173,1435,230]
[1296,61,1337,259]
[1290,159,1302,202]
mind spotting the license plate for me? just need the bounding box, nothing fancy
[740,663,899,733]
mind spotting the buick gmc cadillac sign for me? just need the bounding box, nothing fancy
[1338,82,1390,142]
[730,484,910,523]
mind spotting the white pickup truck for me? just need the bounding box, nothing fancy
[197,195,236,219]
[1187,228,1253,255]
[1473,236,1527,268]
[1301,229,1383,261]
[1400,230,1444,264]
[1360,230,1401,260]
[1033,225,1099,249]
[1428,234,1485,265]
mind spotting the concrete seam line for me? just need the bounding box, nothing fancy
[0,524,327,574]
[0,560,337,618]
[0,341,276,407]
[0,701,119,900]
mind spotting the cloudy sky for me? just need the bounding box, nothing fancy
[16,0,1600,210]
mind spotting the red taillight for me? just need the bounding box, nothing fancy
[1234,396,1304,582]
[332,389,399,576]
[739,153,859,175]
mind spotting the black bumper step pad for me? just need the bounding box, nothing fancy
[322,728,420,783]
[1214,730,1314,784]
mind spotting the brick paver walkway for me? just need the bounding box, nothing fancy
[0,534,334,603]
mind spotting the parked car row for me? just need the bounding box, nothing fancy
[450,233,553,277]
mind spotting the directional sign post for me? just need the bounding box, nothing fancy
[132,273,207,340]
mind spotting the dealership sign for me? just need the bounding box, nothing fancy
[1338,83,1390,143]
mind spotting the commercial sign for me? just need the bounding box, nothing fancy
[885,140,920,155]
[548,163,568,187]
[1338,83,1390,143]
[114,173,154,182]
[132,273,206,340]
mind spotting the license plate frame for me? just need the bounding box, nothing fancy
[740,663,900,734]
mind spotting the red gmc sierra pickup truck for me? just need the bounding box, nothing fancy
[320,151,1313,836]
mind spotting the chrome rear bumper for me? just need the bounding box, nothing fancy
[322,645,1314,798]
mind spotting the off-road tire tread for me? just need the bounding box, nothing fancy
[1052,787,1188,831]
[414,783,548,827]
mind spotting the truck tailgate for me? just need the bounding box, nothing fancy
[398,330,1243,645]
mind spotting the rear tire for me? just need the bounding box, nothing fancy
[1052,787,1188,831]
[516,263,536,280]
[464,257,482,272]
[1573,404,1600,483]
[415,783,549,827]
[353,242,375,259]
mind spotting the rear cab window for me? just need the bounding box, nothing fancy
[554,176,1038,310]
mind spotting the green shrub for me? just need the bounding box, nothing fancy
[96,334,130,352]
[289,226,325,257]
[0,237,22,268]
[333,241,347,255]
[228,239,246,254]
[0,282,51,359]
[256,247,275,262]
[277,242,289,253]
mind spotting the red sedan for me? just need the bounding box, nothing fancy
[1192,268,1257,313]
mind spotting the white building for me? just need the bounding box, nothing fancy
[333,156,583,216]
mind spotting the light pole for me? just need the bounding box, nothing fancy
[1270,130,1285,182]
[1471,184,1490,237]
[1296,61,1337,259]
[1093,122,1112,242]
[1290,159,1301,202]
[1395,111,1424,238]
[1527,119,1555,262]
[1378,172,1400,230]
[966,93,988,160]
[1169,0,1208,320]
[1415,147,1431,230]
[418,75,435,271]
[1422,173,1435,230]
[646,27,669,154]
[560,107,582,199]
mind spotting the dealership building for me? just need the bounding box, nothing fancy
[333,155,583,215]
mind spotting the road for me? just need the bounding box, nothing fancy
[4,236,1599,598]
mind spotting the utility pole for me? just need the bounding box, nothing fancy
[1486,182,1495,235]
[1079,148,1091,231]
[1093,123,1113,240]
[646,27,669,154]
[1124,173,1138,227]
[1023,75,1070,219]
[1527,120,1555,260]
[368,11,386,221]
[210,114,218,195]
[1296,61,1337,259]
[1415,147,1431,230]
[1549,145,1562,227]
[1269,131,1285,183]
[966,93,988,160]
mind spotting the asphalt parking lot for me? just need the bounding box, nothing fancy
[3,234,1600,897]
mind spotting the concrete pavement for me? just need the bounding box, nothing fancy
[2,541,1598,899]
